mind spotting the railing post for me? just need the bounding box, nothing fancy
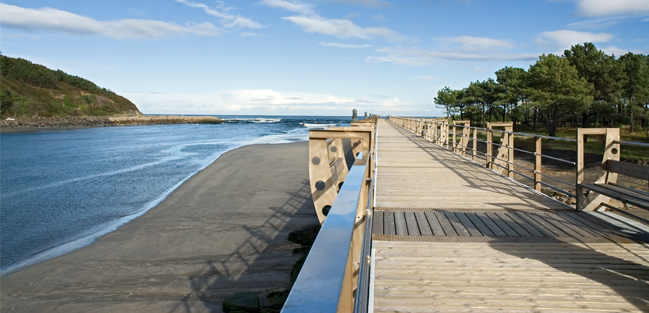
[577,128,621,211]
[452,123,457,153]
[433,121,437,144]
[486,129,493,168]
[444,122,449,148]
[507,131,514,179]
[472,128,477,162]
[534,136,542,192]
[461,126,468,157]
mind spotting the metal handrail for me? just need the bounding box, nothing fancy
[282,164,367,313]
[614,140,649,148]
[353,178,374,313]
[453,141,575,188]
[533,170,575,187]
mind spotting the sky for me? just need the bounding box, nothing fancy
[1,0,648,117]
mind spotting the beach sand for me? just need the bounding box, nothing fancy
[1,142,318,312]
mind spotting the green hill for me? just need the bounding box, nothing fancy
[0,55,141,118]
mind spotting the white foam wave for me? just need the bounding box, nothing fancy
[301,123,336,129]
[224,118,282,123]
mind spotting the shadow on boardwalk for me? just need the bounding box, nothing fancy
[489,237,649,312]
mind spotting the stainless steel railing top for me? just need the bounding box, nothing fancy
[282,164,367,313]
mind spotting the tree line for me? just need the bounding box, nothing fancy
[434,43,649,136]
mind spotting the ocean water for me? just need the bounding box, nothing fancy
[0,115,349,275]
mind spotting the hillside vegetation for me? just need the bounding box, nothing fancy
[1,55,141,118]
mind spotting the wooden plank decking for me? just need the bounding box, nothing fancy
[371,120,649,312]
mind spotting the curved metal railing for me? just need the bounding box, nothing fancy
[283,122,377,313]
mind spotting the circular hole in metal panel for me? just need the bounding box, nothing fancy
[330,146,337,153]
[611,148,618,154]
[315,180,326,190]
[353,141,359,147]
[312,157,320,165]
[322,205,331,216]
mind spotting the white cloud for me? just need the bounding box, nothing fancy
[643,17,649,21]
[0,3,221,39]
[372,14,386,21]
[413,75,437,81]
[367,47,539,66]
[473,66,487,73]
[283,15,404,40]
[434,36,516,49]
[258,0,316,15]
[366,55,434,66]
[601,45,635,56]
[325,0,392,8]
[320,41,372,48]
[260,0,402,40]
[536,30,614,49]
[121,89,419,115]
[241,32,263,37]
[567,0,649,17]
[175,0,263,28]
[566,17,622,29]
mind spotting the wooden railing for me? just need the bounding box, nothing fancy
[390,116,578,197]
[285,117,649,313]
[576,129,649,223]
[283,119,378,313]
[390,116,649,222]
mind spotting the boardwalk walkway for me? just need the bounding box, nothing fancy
[370,120,649,312]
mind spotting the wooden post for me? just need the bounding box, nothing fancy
[444,122,449,148]
[576,128,620,211]
[432,122,437,143]
[508,129,514,179]
[534,136,542,192]
[453,124,457,152]
[472,128,477,162]
[345,163,372,312]
[487,122,514,175]
[486,129,492,168]
[453,120,471,157]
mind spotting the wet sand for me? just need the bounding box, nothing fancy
[1,142,318,312]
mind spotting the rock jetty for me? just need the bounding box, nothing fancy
[1,115,223,129]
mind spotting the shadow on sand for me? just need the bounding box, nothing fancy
[167,179,316,313]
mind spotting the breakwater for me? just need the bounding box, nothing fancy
[0,115,222,129]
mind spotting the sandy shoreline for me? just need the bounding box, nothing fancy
[0,142,318,312]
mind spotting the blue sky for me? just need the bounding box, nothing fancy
[1,0,648,116]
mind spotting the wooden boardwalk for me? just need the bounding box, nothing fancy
[371,121,649,312]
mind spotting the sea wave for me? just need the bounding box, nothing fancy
[224,118,282,123]
[301,123,337,128]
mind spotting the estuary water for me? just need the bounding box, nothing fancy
[0,115,349,275]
